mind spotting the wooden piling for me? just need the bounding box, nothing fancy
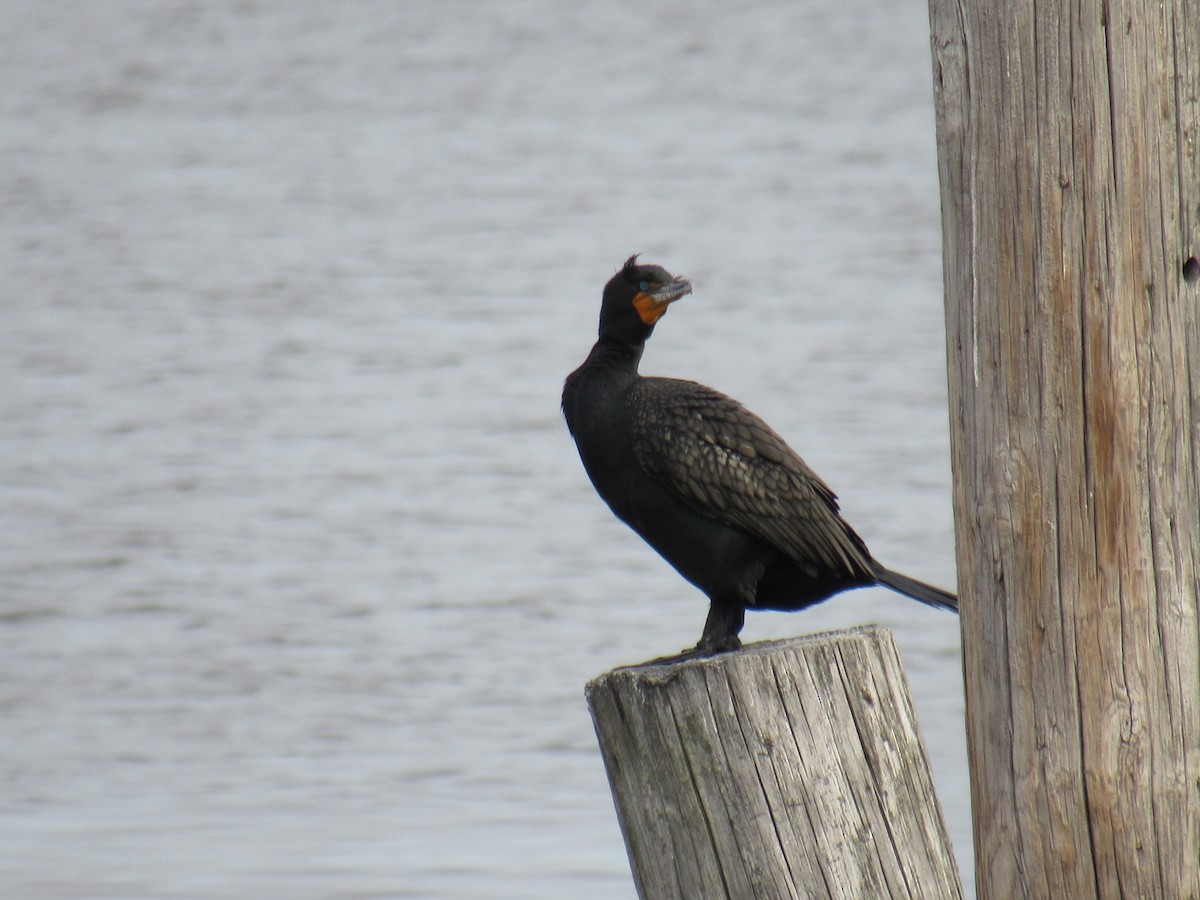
[586,627,962,900]
[927,0,1200,895]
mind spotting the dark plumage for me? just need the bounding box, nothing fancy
[562,255,957,660]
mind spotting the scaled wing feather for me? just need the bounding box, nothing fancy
[630,379,871,579]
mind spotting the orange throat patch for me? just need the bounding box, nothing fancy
[633,292,671,325]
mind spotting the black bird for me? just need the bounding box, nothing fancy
[562,255,957,660]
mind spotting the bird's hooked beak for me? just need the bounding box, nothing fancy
[633,277,692,325]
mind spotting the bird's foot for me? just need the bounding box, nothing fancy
[642,635,742,667]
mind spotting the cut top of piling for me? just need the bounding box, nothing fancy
[586,626,963,900]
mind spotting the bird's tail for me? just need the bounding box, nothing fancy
[872,563,958,613]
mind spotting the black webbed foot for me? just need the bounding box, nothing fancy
[642,634,742,666]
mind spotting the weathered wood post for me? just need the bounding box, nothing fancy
[927,0,1200,895]
[587,627,962,899]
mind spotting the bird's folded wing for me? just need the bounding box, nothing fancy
[630,378,870,577]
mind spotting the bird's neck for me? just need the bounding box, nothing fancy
[562,336,645,446]
[584,336,645,374]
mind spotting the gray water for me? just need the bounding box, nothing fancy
[2,2,970,897]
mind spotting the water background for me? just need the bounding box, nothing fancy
[2,1,970,896]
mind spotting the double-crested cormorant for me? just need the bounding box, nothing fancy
[562,255,957,660]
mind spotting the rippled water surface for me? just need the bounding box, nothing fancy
[2,1,970,896]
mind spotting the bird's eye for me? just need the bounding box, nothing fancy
[639,280,651,292]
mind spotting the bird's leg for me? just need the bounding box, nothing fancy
[693,600,744,656]
[641,601,745,666]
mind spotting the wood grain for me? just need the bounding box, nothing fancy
[927,0,1200,895]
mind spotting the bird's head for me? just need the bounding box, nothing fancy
[598,254,692,343]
